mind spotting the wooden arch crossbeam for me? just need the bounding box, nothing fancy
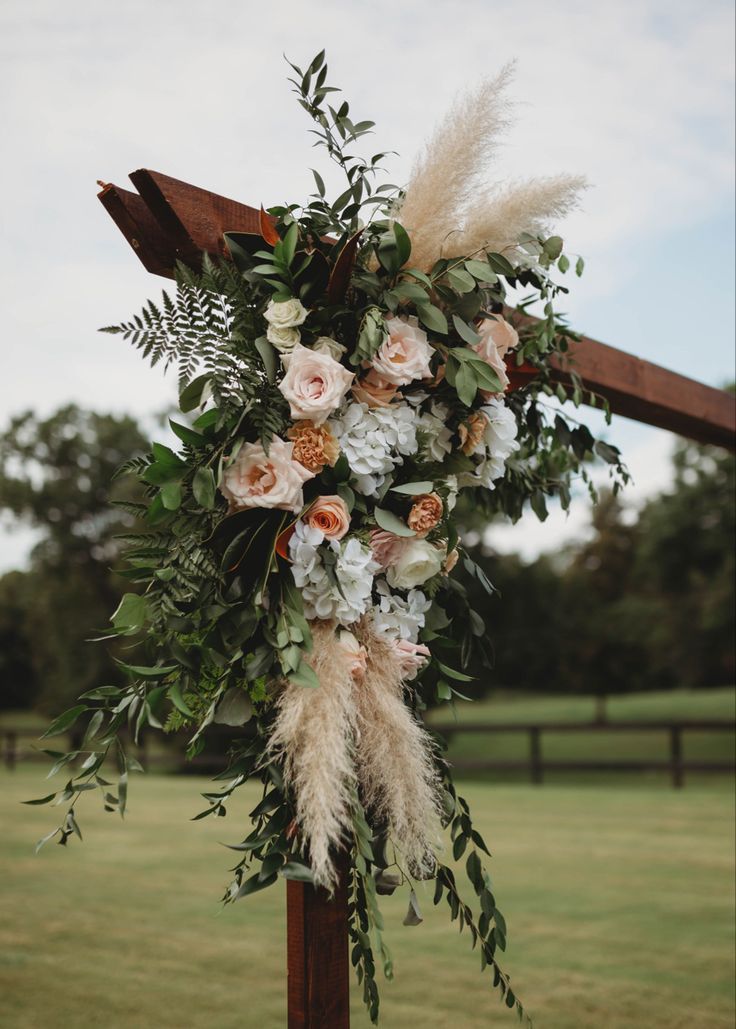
[96,167,735,1029]
[98,168,735,451]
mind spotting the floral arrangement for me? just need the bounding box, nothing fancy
[32,53,627,1023]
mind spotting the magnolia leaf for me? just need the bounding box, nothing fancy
[327,228,364,305]
[169,419,206,447]
[389,481,434,496]
[160,481,182,510]
[259,206,280,246]
[179,374,211,413]
[374,508,415,537]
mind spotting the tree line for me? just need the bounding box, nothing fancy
[0,405,733,713]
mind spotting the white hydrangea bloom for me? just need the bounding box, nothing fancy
[459,397,519,490]
[289,521,378,625]
[416,402,453,462]
[327,401,418,497]
[372,579,432,643]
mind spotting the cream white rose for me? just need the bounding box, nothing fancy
[386,539,444,590]
[312,336,347,361]
[371,316,434,386]
[471,316,519,394]
[264,298,308,329]
[266,324,301,353]
[279,343,354,425]
[220,437,314,514]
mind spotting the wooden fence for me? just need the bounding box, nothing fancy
[5,719,734,788]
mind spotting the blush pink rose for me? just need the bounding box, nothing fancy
[391,639,431,680]
[369,529,410,570]
[279,343,354,425]
[220,437,314,514]
[472,316,520,395]
[337,629,368,683]
[304,495,351,540]
[371,316,434,386]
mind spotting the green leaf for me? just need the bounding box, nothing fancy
[192,467,216,509]
[452,315,480,345]
[486,252,516,277]
[447,267,475,293]
[41,705,87,739]
[280,861,316,883]
[169,419,206,447]
[402,890,423,926]
[236,871,278,899]
[374,508,415,537]
[214,688,253,727]
[389,481,434,496]
[530,491,549,521]
[110,593,147,636]
[160,481,182,510]
[179,374,211,413]
[465,258,497,281]
[575,256,585,277]
[416,303,448,335]
[454,361,477,407]
[436,661,474,683]
[255,336,278,383]
[115,661,177,680]
[543,235,564,260]
[393,222,411,268]
[22,793,57,805]
[289,659,320,689]
[557,253,570,273]
[169,680,194,717]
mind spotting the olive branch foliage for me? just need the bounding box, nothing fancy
[28,50,630,1026]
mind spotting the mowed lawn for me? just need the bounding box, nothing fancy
[1,768,734,1029]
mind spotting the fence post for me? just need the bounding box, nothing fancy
[670,726,684,788]
[529,726,543,785]
[5,730,17,771]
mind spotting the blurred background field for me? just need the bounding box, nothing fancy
[1,767,734,1029]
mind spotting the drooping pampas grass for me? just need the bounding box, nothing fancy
[266,621,357,891]
[398,65,586,270]
[353,620,442,877]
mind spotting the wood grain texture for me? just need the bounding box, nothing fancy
[96,168,735,450]
[286,859,350,1029]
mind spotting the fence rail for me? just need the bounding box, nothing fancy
[4,719,734,788]
[431,719,736,788]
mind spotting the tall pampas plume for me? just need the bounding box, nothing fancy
[265,621,357,891]
[354,620,442,877]
[398,64,586,270]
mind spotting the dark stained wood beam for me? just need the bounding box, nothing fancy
[97,169,735,451]
[286,864,350,1029]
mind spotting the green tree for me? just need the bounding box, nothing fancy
[0,405,147,712]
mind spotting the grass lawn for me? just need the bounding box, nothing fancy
[1,768,734,1028]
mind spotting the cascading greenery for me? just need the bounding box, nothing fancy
[29,51,628,1025]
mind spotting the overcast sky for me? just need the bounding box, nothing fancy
[1,0,734,570]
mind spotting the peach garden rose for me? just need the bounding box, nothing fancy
[304,494,351,540]
[471,315,519,394]
[220,437,313,514]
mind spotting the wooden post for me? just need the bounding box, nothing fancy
[670,726,684,788]
[287,859,350,1028]
[529,726,543,785]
